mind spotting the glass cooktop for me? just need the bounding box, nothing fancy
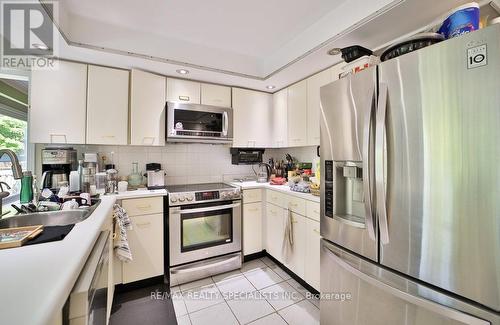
[166,183,236,193]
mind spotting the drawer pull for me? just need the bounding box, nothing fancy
[313,210,319,214]
[313,228,320,234]
[248,208,258,212]
[102,135,116,138]
[179,95,190,101]
[136,204,152,210]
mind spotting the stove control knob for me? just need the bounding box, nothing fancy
[178,195,186,202]
[170,196,177,203]
[186,194,194,202]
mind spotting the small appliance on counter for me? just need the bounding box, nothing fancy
[145,163,166,190]
[40,148,77,191]
[230,148,264,165]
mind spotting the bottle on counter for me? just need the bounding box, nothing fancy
[32,176,40,207]
[20,171,33,204]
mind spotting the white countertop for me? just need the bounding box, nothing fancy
[0,189,167,325]
[229,181,320,203]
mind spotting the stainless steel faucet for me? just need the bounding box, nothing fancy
[0,149,23,216]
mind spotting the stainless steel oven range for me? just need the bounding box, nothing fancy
[167,183,242,286]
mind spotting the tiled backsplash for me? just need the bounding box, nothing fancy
[34,144,318,185]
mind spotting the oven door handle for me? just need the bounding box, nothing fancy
[176,202,241,215]
[170,253,241,275]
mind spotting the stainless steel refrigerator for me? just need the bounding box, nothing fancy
[319,24,500,325]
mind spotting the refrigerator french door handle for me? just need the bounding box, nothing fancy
[375,82,390,244]
[362,87,376,240]
[322,244,490,325]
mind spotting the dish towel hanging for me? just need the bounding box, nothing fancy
[113,204,133,262]
[282,206,294,262]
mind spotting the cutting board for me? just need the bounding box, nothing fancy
[0,225,44,249]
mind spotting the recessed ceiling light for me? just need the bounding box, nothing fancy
[176,69,189,75]
[32,43,49,50]
[327,48,342,56]
[266,85,275,90]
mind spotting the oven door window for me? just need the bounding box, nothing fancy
[181,207,232,252]
[174,109,223,133]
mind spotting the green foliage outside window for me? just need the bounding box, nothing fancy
[0,115,26,153]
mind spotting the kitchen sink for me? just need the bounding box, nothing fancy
[0,200,100,229]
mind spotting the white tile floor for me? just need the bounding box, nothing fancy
[172,257,320,325]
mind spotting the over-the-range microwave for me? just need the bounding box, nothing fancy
[166,101,233,144]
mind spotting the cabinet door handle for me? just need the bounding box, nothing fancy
[102,135,116,138]
[50,134,67,143]
[313,210,320,214]
[179,95,190,101]
[313,228,320,234]
[136,222,151,227]
[247,208,258,212]
[142,137,155,145]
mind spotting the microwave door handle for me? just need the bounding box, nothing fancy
[363,86,376,240]
[222,111,228,136]
[179,202,241,214]
[375,82,389,244]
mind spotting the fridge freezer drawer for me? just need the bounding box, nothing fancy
[320,239,499,325]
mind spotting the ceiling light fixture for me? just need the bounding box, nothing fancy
[176,69,189,75]
[32,43,49,50]
[327,48,342,56]
[266,85,275,90]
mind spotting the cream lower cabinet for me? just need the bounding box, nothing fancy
[282,211,306,279]
[262,190,320,289]
[305,218,321,290]
[265,203,285,263]
[243,202,263,255]
[122,213,164,283]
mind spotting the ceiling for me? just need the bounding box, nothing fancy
[40,0,477,91]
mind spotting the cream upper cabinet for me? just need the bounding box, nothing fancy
[130,69,166,146]
[30,61,87,144]
[272,89,288,148]
[232,88,272,148]
[201,83,231,107]
[167,78,200,104]
[305,218,321,290]
[287,80,307,147]
[86,65,129,145]
[306,69,332,146]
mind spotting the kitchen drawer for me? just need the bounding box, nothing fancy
[243,189,262,203]
[285,195,306,216]
[266,190,285,208]
[306,201,320,222]
[121,197,163,216]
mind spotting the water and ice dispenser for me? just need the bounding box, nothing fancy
[324,160,366,226]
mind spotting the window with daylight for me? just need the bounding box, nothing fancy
[0,77,29,205]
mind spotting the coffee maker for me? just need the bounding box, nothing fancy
[40,148,77,190]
